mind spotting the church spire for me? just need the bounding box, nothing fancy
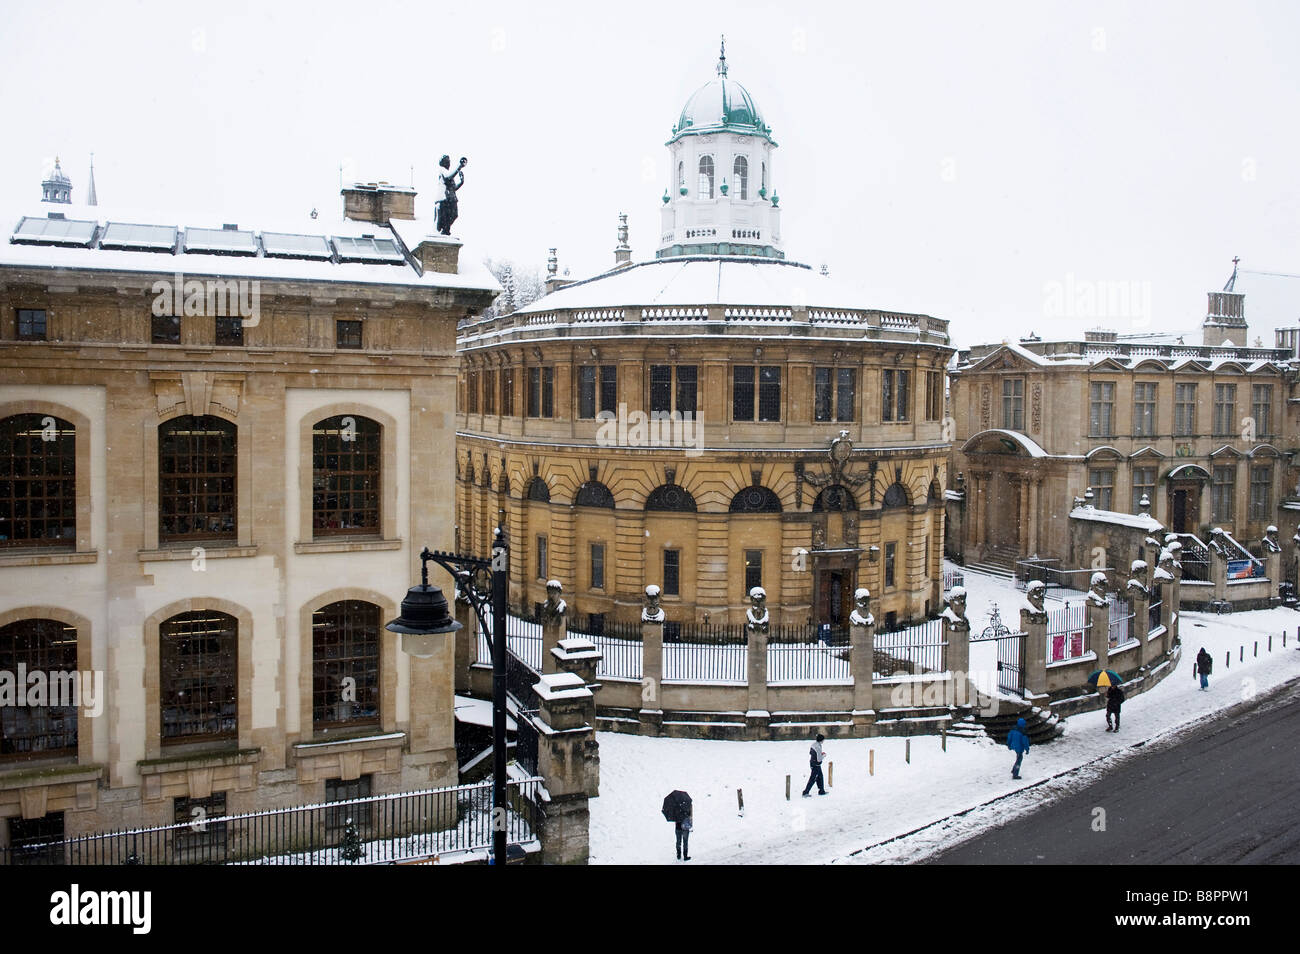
[86,153,98,206]
[717,35,727,77]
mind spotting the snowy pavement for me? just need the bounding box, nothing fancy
[588,566,1300,865]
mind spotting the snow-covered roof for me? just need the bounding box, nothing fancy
[1,202,499,294]
[1069,506,1164,531]
[510,256,930,316]
[961,428,1050,458]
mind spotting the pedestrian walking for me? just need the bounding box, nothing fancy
[1006,717,1030,779]
[1195,647,1213,690]
[802,733,827,797]
[1105,684,1126,731]
[675,807,692,861]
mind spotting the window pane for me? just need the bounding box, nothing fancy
[591,543,605,590]
[159,416,236,541]
[675,366,697,415]
[542,368,554,418]
[312,601,380,729]
[813,368,832,422]
[733,366,754,421]
[0,619,78,759]
[599,366,618,414]
[663,549,680,596]
[160,611,237,742]
[578,366,596,419]
[312,415,380,535]
[836,368,856,422]
[758,366,781,421]
[0,414,76,547]
[650,366,671,414]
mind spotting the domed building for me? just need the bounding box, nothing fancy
[456,46,953,632]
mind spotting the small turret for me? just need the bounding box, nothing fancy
[41,157,72,204]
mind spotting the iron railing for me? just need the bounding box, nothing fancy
[1108,597,1136,649]
[0,777,544,866]
[1046,603,1089,662]
[767,624,852,684]
[874,618,946,676]
[663,623,747,683]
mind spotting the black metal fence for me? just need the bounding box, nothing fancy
[996,633,1024,696]
[874,619,946,676]
[767,624,852,684]
[663,622,748,683]
[514,712,540,776]
[1,777,544,866]
[569,616,643,680]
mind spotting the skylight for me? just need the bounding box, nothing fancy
[184,226,258,256]
[331,235,405,264]
[100,222,178,251]
[261,231,332,260]
[11,215,98,247]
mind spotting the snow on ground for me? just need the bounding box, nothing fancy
[589,565,1300,865]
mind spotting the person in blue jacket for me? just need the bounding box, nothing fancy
[1006,718,1030,780]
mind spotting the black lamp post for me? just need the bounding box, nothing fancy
[388,532,510,865]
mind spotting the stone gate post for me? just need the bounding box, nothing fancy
[540,579,567,674]
[745,586,771,739]
[849,587,877,734]
[535,671,597,865]
[639,584,665,736]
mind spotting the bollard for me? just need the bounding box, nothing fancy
[786,775,791,801]
[828,762,834,788]
[869,749,875,777]
[737,789,745,817]
[1269,634,1273,652]
[905,738,911,764]
[1226,651,1230,670]
[1254,641,1258,658]
[1240,645,1244,662]
[941,727,947,752]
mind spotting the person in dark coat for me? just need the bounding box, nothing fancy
[1006,717,1030,779]
[1105,684,1126,731]
[675,805,692,861]
[802,733,827,796]
[1195,647,1213,690]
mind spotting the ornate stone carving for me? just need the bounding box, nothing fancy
[745,587,769,635]
[641,584,664,624]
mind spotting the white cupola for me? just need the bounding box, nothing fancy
[658,40,783,260]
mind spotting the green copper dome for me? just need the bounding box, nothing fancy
[669,45,775,145]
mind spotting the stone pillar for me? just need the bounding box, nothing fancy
[1127,579,1152,670]
[1019,607,1048,697]
[551,637,602,796]
[745,606,770,740]
[1210,548,1228,605]
[1169,561,1182,647]
[535,672,597,865]
[453,590,477,695]
[850,617,877,731]
[540,579,566,674]
[639,605,665,736]
[1086,599,1110,671]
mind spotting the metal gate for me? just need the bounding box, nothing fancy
[970,629,1026,697]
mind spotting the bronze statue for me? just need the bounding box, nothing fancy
[436,155,468,236]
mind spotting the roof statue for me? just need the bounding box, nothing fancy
[436,155,468,236]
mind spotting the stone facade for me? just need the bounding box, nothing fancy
[0,187,498,846]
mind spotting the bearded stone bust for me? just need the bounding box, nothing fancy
[942,586,969,632]
[1021,580,1048,624]
[849,587,874,627]
[642,584,665,624]
[746,586,770,634]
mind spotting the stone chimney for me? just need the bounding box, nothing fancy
[341,181,417,225]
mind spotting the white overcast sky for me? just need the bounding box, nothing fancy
[2,0,1299,347]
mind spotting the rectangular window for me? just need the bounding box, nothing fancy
[882,369,911,422]
[173,793,228,863]
[336,319,362,349]
[884,542,897,589]
[1252,384,1272,437]
[1002,378,1024,431]
[733,365,754,421]
[325,775,375,840]
[1089,468,1115,510]
[925,370,943,422]
[1213,383,1237,436]
[8,812,64,866]
[542,367,554,417]
[1175,383,1197,436]
[215,315,244,346]
[1133,383,1157,437]
[1212,464,1235,522]
[527,367,541,417]
[1089,382,1114,437]
[1132,466,1156,513]
[814,367,856,422]
[1249,465,1273,522]
[466,370,479,414]
[744,549,763,593]
[536,535,548,580]
[590,543,605,590]
[663,549,680,597]
[758,366,781,421]
[16,308,47,341]
[483,369,497,415]
[578,365,617,419]
[651,365,697,416]
[152,314,180,345]
[501,367,515,416]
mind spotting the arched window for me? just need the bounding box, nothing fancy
[734,157,749,200]
[645,484,697,512]
[729,485,781,513]
[883,482,911,509]
[313,600,380,731]
[813,485,857,512]
[761,161,767,194]
[1,414,75,548]
[0,619,78,760]
[698,156,715,199]
[575,481,614,508]
[159,610,237,744]
[159,415,236,542]
[678,160,685,193]
[526,476,551,502]
[312,415,380,535]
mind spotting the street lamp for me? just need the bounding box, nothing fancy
[388,534,510,865]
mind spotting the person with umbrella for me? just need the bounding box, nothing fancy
[662,790,693,861]
[1087,669,1126,732]
[1195,647,1213,690]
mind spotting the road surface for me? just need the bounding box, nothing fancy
[929,680,1300,864]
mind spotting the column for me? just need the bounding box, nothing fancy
[453,589,477,694]
[535,672,597,865]
[745,612,770,739]
[639,612,664,736]
[1086,598,1110,671]
[850,615,877,731]
[1019,607,1047,697]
